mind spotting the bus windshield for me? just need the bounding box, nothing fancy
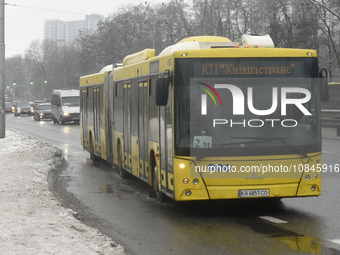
[174,58,321,157]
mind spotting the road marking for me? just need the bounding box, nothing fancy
[259,216,288,224]
[323,151,336,154]
[330,239,340,245]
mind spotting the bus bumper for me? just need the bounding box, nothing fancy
[176,180,321,201]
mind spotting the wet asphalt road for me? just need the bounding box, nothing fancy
[6,113,340,255]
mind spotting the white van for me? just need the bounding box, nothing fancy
[51,89,80,124]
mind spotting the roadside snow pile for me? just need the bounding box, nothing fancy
[0,130,125,255]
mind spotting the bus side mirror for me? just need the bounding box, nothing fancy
[320,78,329,101]
[319,68,329,101]
[155,78,169,106]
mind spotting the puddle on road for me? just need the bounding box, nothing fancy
[272,233,321,254]
[101,184,114,194]
[99,182,138,196]
[243,216,339,254]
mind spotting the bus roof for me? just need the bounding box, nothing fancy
[159,34,275,55]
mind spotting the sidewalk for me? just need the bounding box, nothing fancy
[322,127,339,138]
[0,130,125,255]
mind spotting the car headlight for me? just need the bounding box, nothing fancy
[63,112,69,116]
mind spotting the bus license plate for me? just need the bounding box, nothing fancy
[238,189,269,197]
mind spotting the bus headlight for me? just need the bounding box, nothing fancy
[313,174,318,180]
[311,185,316,192]
[185,190,191,196]
[63,112,69,116]
[183,178,189,184]
[305,175,310,181]
[193,179,199,185]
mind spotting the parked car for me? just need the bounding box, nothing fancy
[33,103,52,121]
[14,101,32,116]
[5,102,12,112]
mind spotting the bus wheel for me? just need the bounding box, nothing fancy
[152,165,163,202]
[118,143,127,179]
[90,136,100,163]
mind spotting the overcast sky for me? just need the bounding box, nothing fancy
[5,0,169,58]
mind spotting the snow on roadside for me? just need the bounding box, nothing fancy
[0,130,125,255]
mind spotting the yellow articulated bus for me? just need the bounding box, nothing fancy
[80,34,329,202]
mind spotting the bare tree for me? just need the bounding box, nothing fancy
[5,55,26,100]
[8,0,340,95]
[307,0,340,80]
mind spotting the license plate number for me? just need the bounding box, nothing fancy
[238,189,269,197]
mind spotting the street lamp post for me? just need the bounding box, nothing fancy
[0,0,5,138]
[139,20,168,50]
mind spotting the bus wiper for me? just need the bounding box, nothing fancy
[230,136,308,158]
[195,140,268,161]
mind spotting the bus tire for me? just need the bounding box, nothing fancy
[90,135,100,163]
[152,164,163,203]
[118,143,127,179]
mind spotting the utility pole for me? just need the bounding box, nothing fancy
[0,0,5,138]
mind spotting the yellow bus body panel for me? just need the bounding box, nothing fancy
[172,48,317,59]
[173,153,321,201]
[131,135,139,177]
[80,39,322,202]
[80,72,106,87]
[100,128,107,160]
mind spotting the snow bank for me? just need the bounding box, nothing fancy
[0,130,125,255]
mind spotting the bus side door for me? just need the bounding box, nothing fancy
[138,81,149,181]
[93,86,101,155]
[123,83,132,172]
